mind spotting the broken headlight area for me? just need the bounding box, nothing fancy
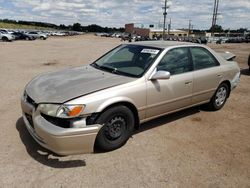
[38,104,100,129]
[38,104,85,119]
[41,113,88,128]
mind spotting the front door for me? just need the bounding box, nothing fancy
[146,47,194,118]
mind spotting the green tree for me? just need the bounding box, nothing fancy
[237,28,247,33]
[72,23,82,31]
[210,24,223,32]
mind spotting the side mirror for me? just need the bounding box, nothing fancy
[150,71,170,80]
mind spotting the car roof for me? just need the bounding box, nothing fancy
[130,41,200,49]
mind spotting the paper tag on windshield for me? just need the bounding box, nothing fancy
[141,49,159,55]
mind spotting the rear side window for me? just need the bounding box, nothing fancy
[190,47,219,70]
[157,47,193,75]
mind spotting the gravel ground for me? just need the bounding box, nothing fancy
[0,35,249,188]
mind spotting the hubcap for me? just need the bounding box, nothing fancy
[215,87,227,107]
[104,116,126,140]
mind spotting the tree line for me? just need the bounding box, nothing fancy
[0,19,124,32]
[0,19,248,33]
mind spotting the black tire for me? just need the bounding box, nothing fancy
[94,105,135,152]
[2,37,9,42]
[206,83,229,111]
[40,36,46,40]
[25,37,29,41]
[248,54,250,72]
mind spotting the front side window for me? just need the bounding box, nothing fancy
[190,47,219,70]
[91,45,161,77]
[157,47,193,75]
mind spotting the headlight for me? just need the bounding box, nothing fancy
[38,104,85,118]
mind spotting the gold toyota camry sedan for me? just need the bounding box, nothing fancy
[21,41,240,155]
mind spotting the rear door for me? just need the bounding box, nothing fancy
[190,47,222,104]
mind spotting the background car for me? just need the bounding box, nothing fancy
[26,31,47,40]
[12,32,35,40]
[0,31,15,41]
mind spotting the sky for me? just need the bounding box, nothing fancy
[0,0,249,29]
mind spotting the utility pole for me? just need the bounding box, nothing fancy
[211,0,220,36]
[188,20,192,38]
[162,0,169,40]
[168,18,171,35]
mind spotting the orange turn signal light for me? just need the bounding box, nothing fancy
[68,106,83,117]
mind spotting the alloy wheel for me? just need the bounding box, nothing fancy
[215,87,227,107]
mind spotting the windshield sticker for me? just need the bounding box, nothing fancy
[141,49,159,55]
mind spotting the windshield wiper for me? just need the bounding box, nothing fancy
[91,63,135,77]
[99,65,114,73]
[91,62,101,69]
[91,63,118,73]
[91,63,114,72]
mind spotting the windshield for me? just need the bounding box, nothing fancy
[0,31,7,34]
[91,44,162,77]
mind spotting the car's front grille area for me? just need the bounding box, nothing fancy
[26,95,37,108]
[25,113,34,129]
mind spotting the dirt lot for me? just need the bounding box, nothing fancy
[0,35,249,188]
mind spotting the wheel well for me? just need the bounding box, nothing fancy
[87,102,140,129]
[221,80,231,97]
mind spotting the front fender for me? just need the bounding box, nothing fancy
[96,96,136,112]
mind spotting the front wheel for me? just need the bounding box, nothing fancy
[2,37,9,42]
[94,105,135,152]
[206,83,229,111]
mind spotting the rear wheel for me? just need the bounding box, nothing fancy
[206,83,229,111]
[248,54,250,72]
[94,105,134,152]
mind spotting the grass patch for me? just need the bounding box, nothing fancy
[0,22,54,30]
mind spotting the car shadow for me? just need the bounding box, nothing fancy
[17,106,203,156]
[240,68,250,76]
[16,117,86,168]
[95,106,203,153]
[134,106,201,135]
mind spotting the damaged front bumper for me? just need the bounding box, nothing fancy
[21,96,102,155]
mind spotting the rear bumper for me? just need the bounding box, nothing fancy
[21,96,102,155]
[230,72,241,90]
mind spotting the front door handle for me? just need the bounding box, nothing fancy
[217,74,222,77]
[185,81,192,85]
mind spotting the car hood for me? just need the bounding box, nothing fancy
[26,65,135,103]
